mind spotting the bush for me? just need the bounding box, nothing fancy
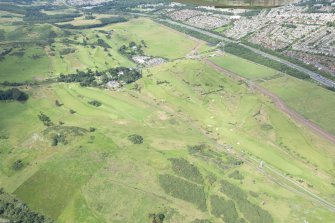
[88,100,102,107]
[128,134,143,144]
[159,174,207,211]
[12,160,24,171]
[169,158,204,184]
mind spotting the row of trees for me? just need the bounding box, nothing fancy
[56,17,127,30]
[58,67,142,87]
[24,10,81,24]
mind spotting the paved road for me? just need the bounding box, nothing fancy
[158,18,335,88]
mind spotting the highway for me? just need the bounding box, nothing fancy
[158,18,335,88]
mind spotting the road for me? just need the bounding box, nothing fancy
[157,18,335,88]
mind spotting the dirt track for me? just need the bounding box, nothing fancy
[204,59,335,145]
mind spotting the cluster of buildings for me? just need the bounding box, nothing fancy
[168,9,230,30]
[152,3,335,74]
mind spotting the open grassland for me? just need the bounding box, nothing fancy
[211,54,280,79]
[1,15,335,223]
[0,59,334,222]
[104,18,199,59]
[0,16,198,82]
[211,54,335,136]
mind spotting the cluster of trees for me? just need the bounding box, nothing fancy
[97,38,111,49]
[0,188,54,223]
[58,67,142,87]
[224,43,310,80]
[38,112,53,126]
[58,70,96,87]
[149,213,165,223]
[119,41,145,58]
[0,88,29,102]
[51,133,67,146]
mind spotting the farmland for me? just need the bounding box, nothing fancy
[0,2,335,223]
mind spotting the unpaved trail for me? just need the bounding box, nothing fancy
[204,59,335,145]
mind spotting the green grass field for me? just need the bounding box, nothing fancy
[1,10,335,223]
[211,54,335,135]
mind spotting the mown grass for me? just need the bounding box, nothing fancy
[211,53,279,79]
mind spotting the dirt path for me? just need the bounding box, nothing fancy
[204,59,335,145]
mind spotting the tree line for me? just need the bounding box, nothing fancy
[56,17,128,30]
[0,188,54,223]
[57,67,142,87]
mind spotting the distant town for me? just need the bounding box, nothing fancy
[59,0,334,75]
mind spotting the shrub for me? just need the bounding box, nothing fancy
[159,174,207,211]
[88,100,102,107]
[128,134,143,144]
[169,158,204,184]
[12,160,24,171]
